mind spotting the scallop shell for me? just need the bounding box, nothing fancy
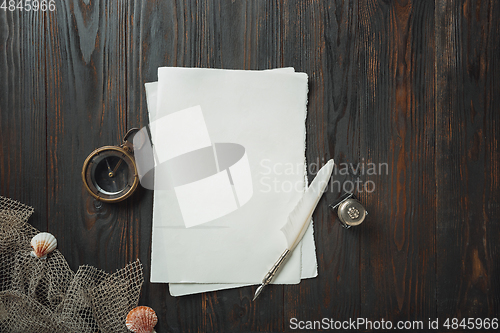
[30,232,57,259]
[126,306,157,333]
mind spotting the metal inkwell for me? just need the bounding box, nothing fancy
[81,129,141,203]
[329,192,368,228]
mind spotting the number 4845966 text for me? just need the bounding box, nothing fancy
[1,0,56,11]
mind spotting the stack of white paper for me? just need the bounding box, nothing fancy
[143,67,317,296]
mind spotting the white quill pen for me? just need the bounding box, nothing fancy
[253,159,334,300]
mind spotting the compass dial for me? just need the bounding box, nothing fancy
[82,146,139,203]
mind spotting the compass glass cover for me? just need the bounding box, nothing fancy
[92,155,129,195]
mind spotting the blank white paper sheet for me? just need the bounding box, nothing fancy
[145,67,318,296]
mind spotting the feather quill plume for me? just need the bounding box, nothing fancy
[253,159,334,301]
[280,159,334,251]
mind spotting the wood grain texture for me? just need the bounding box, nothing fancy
[43,0,130,275]
[0,9,48,232]
[0,0,499,332]
[283,0,362,324]
[357,0,437,323]
[435,0,500,320]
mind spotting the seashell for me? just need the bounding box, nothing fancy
[30,232,57,259]
[126,306,157,333]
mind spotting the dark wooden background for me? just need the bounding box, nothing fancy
[1,0,499,332]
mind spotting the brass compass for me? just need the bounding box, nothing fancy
[82,129,140,203]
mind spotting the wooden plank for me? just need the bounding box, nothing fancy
[357,0,437,324]
[0,10,47,231]
[124,1,180,333]
[44,0,129,274]
[435,0,500,321]
[282,0,362,326]
[128,1,286,332]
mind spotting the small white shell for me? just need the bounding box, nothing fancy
[126,306,157,333]
[30,232,57,259]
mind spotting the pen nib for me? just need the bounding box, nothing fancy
[252,284,266,301]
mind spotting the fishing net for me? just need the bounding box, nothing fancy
[0,196,144,333]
